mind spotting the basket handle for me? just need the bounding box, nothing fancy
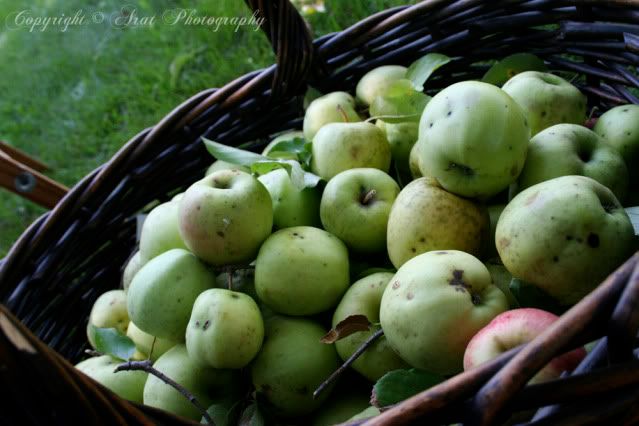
[244,0,316,99]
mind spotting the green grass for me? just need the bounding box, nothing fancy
[0,0,411,256]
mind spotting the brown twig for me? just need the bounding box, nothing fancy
[114,360,214,425]
[313,328,384,399]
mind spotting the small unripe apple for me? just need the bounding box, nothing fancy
[186,288,264,369]
[303,92,361,141]
[380,250,508,374]
[497,175,635,305]
[144,345,240,421]
[255,226,350,315]
[464,308,586,383]
[377,120,419,181]
[594,104,639,195]
[86,290,129,349]
[251,316,340,417]
[320,168,400,253]
[139,200,188,264]
[502,71,587,136]
[333,272,408,381]
[356,65,407,106]
[258,168,321,229]
[178,169,273,266]
[76,355,148,403]
[127,248,215,341]
[387,177,489,268]
[311,122,392,181]
[418,81,530,199]
[518,124,628,201]
[122,251,143,292]
[126,322,178,362]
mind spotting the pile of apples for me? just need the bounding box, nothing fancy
[76,53,639,424]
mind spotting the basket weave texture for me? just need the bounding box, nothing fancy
[1,0,639,425]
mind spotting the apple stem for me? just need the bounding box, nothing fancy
[228,272,233,291]
[337,104,349,123]
[313,328,385,400]
[148,337,157,361]
[213,264,255,274]
[114,360,215,425]
[361,189,377,205]
[84,349,103,357]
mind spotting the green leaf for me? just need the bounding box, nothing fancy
[266,137,313,169]
[239,403,265,426]
[406,53,452,91]
[89,326,136,361]
[367,114,422,124]
[203,138,268,165]
[203,138,320,190]
[369,79,430,122]
[508,278,564,315]
[482,53,548,86]
[373,368,444,408]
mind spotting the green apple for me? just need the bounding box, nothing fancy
[139,200,188,264]
[258,168,321,229]
[502,71,587,136]
[377,120,419,181]
[186,288,264,369]
[409,140,423,179]
[144,344,240,421]
[484,204,506,260]
[206,160,249,175]
[594,104,639,190]
[122,251,143,292]
[126,322,178,362]
[333,272,408,381]
[255,226,350,315]
[76,355,148,403]
[320,168,400,253]
[387,177,489,268]
[311,122,392,180]
[380,250,508,374]
[496,175,635,305]
[86,289,129,349]
[418,81,530,199]
[178,169,273,266]
[356,65,407,106]
[464,308,586,383]
[262,130,305,157]
[518,124,628,201]
[303,92,361,140]
[251,316,340,417]
[127,248,215,341]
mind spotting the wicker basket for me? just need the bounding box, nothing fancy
[1,0,639,424]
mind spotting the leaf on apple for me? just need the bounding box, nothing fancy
[89,325,136,361]
[203,138,321,191]
[239,402,265,426]
[320,314,372,344]
[372,368,444,408]
[266,137,313,170]
[482,53,548,86]
[369,79,431,121]
[406,52,452,92]
[508,278,564,315]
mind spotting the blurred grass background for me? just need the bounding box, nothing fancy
[0,0,413,256]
